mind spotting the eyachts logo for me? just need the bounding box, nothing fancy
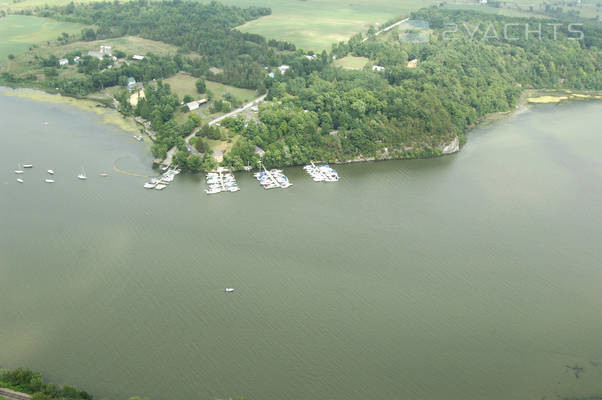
[398,20,584,43]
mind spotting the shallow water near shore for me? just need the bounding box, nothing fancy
[1,91,601,400]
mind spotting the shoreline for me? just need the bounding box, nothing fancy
[2,85,601,171]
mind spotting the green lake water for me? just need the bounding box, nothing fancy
[1,89,601,400]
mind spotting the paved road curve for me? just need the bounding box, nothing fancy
[163,94,266,166]
[0,388,32,400]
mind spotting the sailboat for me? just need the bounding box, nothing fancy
[77,167,87,180]
[15,163,24,174]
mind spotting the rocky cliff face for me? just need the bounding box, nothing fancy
[440,135,460,155]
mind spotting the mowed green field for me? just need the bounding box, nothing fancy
[0,15,85,60]
[230,0,438,51]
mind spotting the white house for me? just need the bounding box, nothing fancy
[100,45,112,55]
[132,55,145,61]
[58,58,69,66]
[304,54,317,61]
[372,65,385,72]
[73,56,81,63]
[186,98,208,111]
[278,65,290,75]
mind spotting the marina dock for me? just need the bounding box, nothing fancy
[304,162,339,182]
[254,165,292,189]
[205,167,240,194]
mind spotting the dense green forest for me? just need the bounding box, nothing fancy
[32,0,296,89]
[218,9,601,169]
[0,367,92,400]
[2,3,601,171]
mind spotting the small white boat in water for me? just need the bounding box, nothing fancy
[205,187,221,194]
[47,169,54,175]
[155,183,167,190]
[17,178,23,183]
[23,164,33,168]
[225,288,235,293]
[15,163,24,174]
[99,172,109,177]
[144,181,157,189]
[77,167,87,180]
[45,179,55,183]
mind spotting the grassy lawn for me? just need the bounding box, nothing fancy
[205,80,257,103]
[164,72,257,103]
[231,0,435,51]
[333,55,369,70]
[0,15,85,60]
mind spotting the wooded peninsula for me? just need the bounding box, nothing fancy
[1,1,600,172]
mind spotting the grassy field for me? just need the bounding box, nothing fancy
[164,72,257,102]
[3,0,597,53]
[1,35,179,80]
[0,15,85,60]
[333,55,369,70]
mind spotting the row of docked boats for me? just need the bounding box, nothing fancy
[253,167,292,189]
[304,162,339,182]
[143,168,181,190]
[205,168,240,194]
[13,163,95,183]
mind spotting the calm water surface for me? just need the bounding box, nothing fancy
[1,89,601,400]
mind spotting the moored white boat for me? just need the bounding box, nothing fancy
[23,164,33,168]
[15,163,24,174]
[154,183,167,190]
[44,178,55,183]
[224,288,235,293]
[77,167,87,180]
[47,169,54,175]
[17,178,23,183]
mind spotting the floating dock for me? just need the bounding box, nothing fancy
[303,162,339,182]
[254,165,292,189]
[144,168,180,190]
[205,167,240,194]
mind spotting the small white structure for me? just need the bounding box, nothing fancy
[479,0,488,4]
[407,59,418,68]
[372,65,385,72]
[73,56,81,63]
[58,58,69,66]
[132,55,145,61]
[186,98,208,111]
[100,45,112,55]
[304,54,317,60]
[278,65,290,75]
[267,72,275,79]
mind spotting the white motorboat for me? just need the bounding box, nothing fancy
[15,163,24,174]
[224,288,235,293]
[205,187,221,194]
[44,179,55,183]
[16,178,23,183]
[47,169,55,175]
[77,167,87,180]
[154,184,167,190]
[99,172,109,177]
[23,164,33,168]
[144,182,157,189]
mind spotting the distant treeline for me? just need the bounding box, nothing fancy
[33,0,296,89]
[0,367,150,400]
[0,367,91,400]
